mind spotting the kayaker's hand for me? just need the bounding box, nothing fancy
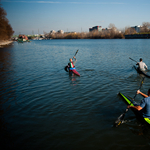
[127,105,131,109]
[137,90,140,94]
[73,56,76,59]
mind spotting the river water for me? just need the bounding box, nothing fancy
[0,39,150,150]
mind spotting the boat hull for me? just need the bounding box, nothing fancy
[17,39,23,43]
[70,69,80,76]
[64,66,80,76]
[134,65,150,78]
[119,92,150,126]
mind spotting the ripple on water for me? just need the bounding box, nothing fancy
[1,40,150,150]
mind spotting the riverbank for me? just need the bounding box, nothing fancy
[125,33,150,39]
[0,40,13,48]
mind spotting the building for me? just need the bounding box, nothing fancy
[57,30,64,34]
[89,26,102,32]
[131,25,142,33]
[50,30,56,34]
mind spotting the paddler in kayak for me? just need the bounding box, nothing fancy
[68,56,77,69]
[127,89,150,118]
[136,58,148,71]
[64,56,80,76]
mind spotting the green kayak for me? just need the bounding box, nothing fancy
[119,92,150,126]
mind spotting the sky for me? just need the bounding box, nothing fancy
[1,0,150,35]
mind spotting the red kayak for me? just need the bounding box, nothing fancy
[70,68,80,76]
[64,66,80,76]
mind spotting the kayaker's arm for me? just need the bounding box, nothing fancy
[73,56,77,65]
[145,64,148,70]
[137,90,148,98]
[127,105,142,111]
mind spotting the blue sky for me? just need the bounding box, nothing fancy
[1,0,150,35]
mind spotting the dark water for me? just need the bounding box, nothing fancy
[0,39,150,150]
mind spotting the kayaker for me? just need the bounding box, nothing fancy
[127,89,150,118]
[136,58,147,71]
[68,56,77,69]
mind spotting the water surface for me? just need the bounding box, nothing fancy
[0,39,150,149]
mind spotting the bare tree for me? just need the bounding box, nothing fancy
[141,22,150,33]
[125,26,136,35]
[108,23,117,31]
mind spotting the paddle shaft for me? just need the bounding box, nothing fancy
[73,49,79,59]
[132,77,145,100]
[129,57,137,63]
[124,77,145,113]
[126,77,145,110]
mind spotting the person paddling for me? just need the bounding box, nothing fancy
[68,56,77,70]
[136,58,147,71]
[127,89,150,118]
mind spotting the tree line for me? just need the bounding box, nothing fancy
[45,31,124,39]
[0,4,14,40]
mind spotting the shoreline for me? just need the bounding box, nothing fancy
[0,40,13,48]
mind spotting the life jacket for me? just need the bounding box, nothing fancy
[68,62,75,70]
[69,62,75,68]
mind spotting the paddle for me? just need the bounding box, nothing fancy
[64,49,79,72]
[73,49,79,58]
[129,57,137,63]
[114,77,145,127]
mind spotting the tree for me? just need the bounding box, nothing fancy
[108,23,117,32]
[141,22,150,33]
[0,4,14,40]
[125,26,136,35]
[108,23,117,38]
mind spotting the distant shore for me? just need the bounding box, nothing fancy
[0,40,13,48]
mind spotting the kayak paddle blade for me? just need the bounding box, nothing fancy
[114,108,129,127]
[114,113,125,127]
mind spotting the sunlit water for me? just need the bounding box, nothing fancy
[0,39,150,150]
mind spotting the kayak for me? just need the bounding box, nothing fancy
[70,68,80,76]
[119,92,150,126]
[64,66,80,76]
[17,38,23,43]
[134,65,150,78]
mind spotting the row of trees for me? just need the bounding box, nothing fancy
[45,31,124,39]
[0,5,14,40]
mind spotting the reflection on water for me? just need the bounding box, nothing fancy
[0,45,15,149]
[126,120,150,138]
[0,40,150,149]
